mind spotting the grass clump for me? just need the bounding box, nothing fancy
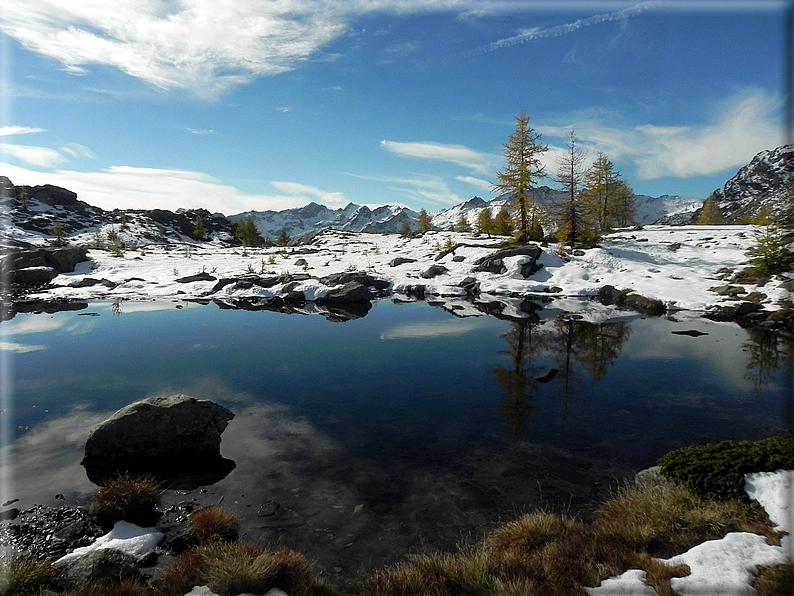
[755,564,794,596]
[63,580,152,596]
[186,506,239,543]
[593,472,779,558]
[657,434,794,499]
[0,557,58,596]
[156,541,330,596]
[89,474,161,530]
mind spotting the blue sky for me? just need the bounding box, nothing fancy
[0,0,789,214]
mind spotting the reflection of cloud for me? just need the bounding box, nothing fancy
[0,341,46,353]
[381,317,500,340]
[3,315,66,335]
[3,404,107,506]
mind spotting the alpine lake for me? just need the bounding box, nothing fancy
[3,297,792,586]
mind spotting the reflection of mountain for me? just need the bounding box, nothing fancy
[493,317,631,439]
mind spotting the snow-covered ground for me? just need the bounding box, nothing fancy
[23,225,793,318]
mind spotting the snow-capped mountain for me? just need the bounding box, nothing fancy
[228,202,418,239]
[682,144,793,224]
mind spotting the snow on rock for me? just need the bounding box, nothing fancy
[55,520,164,565]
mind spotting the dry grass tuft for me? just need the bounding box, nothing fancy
[187,506,239,543]
[156,541,314,596]
[755,564,794,596]
[89,474,161,530]
[0,557,58,596]
[593,474,779,558]
[64,579,153,596]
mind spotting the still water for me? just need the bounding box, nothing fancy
[2,298,791,578]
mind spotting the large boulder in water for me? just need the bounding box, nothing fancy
[82,395,235,487]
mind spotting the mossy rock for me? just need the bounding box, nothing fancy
[657,435,794,499]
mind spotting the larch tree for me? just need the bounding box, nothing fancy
[581,153,634,231]
[553,129,588,246]
[493,112,548,242]
[455,214,471,232]
[696,195,725,225]
[493,207,515,236]
[417,208,433,233]
[477,208,495,237]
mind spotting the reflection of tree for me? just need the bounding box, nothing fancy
[492,321,546,440]
[550,317,631,416]
[111,298,122,316]
[492,317,631,439]
[743,327,791,398]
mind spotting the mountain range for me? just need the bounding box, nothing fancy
[1,144,790,250]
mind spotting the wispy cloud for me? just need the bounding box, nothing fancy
[270,181,347,208]
[540,88,782,179]
[60,143,95,159]
[455,175,493,193]
[346,171,463,205]
[0,144,67,167]
[0,125,47,136]
[380,140,501,175]
[472,1,665,54]
[187,128,217,135]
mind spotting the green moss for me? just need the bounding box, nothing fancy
[657,435,794,499]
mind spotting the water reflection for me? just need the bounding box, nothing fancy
[493,315,632,439]
[743,327,793,398]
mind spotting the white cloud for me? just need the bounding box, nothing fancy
[0,144,67,167]
[270,181,348,208]
[0,125,47,136]
[455,175,493,193]
[540,88,783,180]
[0,341,46,353]
[0,1,490,97]
[380,140,501,175]
[187,128,217,135]
[346,171,463,205]
[60,142,95,159]
[0,162,343,213]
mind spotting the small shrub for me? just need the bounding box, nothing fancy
[0,557,58,596]
[657,435,794,499]
[187,506,239,543]
[89,474,161,530]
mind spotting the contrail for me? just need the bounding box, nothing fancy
[468,0,667,55]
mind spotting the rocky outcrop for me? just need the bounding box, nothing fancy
[82,395,235,485]
[56,548,144,587]
[598,285,666,316]
[471,245,543,276]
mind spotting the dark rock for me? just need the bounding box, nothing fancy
[294,258,308,266]
[735,301,761,317]
[404,285,425,299]
[420,264,448,279]
[13,266,58,285]
[572,249,585,256]
[452,255,465,262]
[458,276,480,297]
[56,548,144,587]
[321,281,374,303]
[472,245,543,275]
[176,272,217,283]
[83,395,234,476]
[258,500,281,517]
[598,285,666,316]
[9,298,89,316]
[668,242,682,251]
[0,507,20,521]
[68,277,117,288]
[389,257,417,267]
[320,271,390,291]
[1,246,88,276]
[709,284,746,297]
[536,369,558,383]
[284,290,305,302]
[622,293,666,316]
[671,330,709,337]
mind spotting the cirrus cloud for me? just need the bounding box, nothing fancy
[380,140,501,175]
